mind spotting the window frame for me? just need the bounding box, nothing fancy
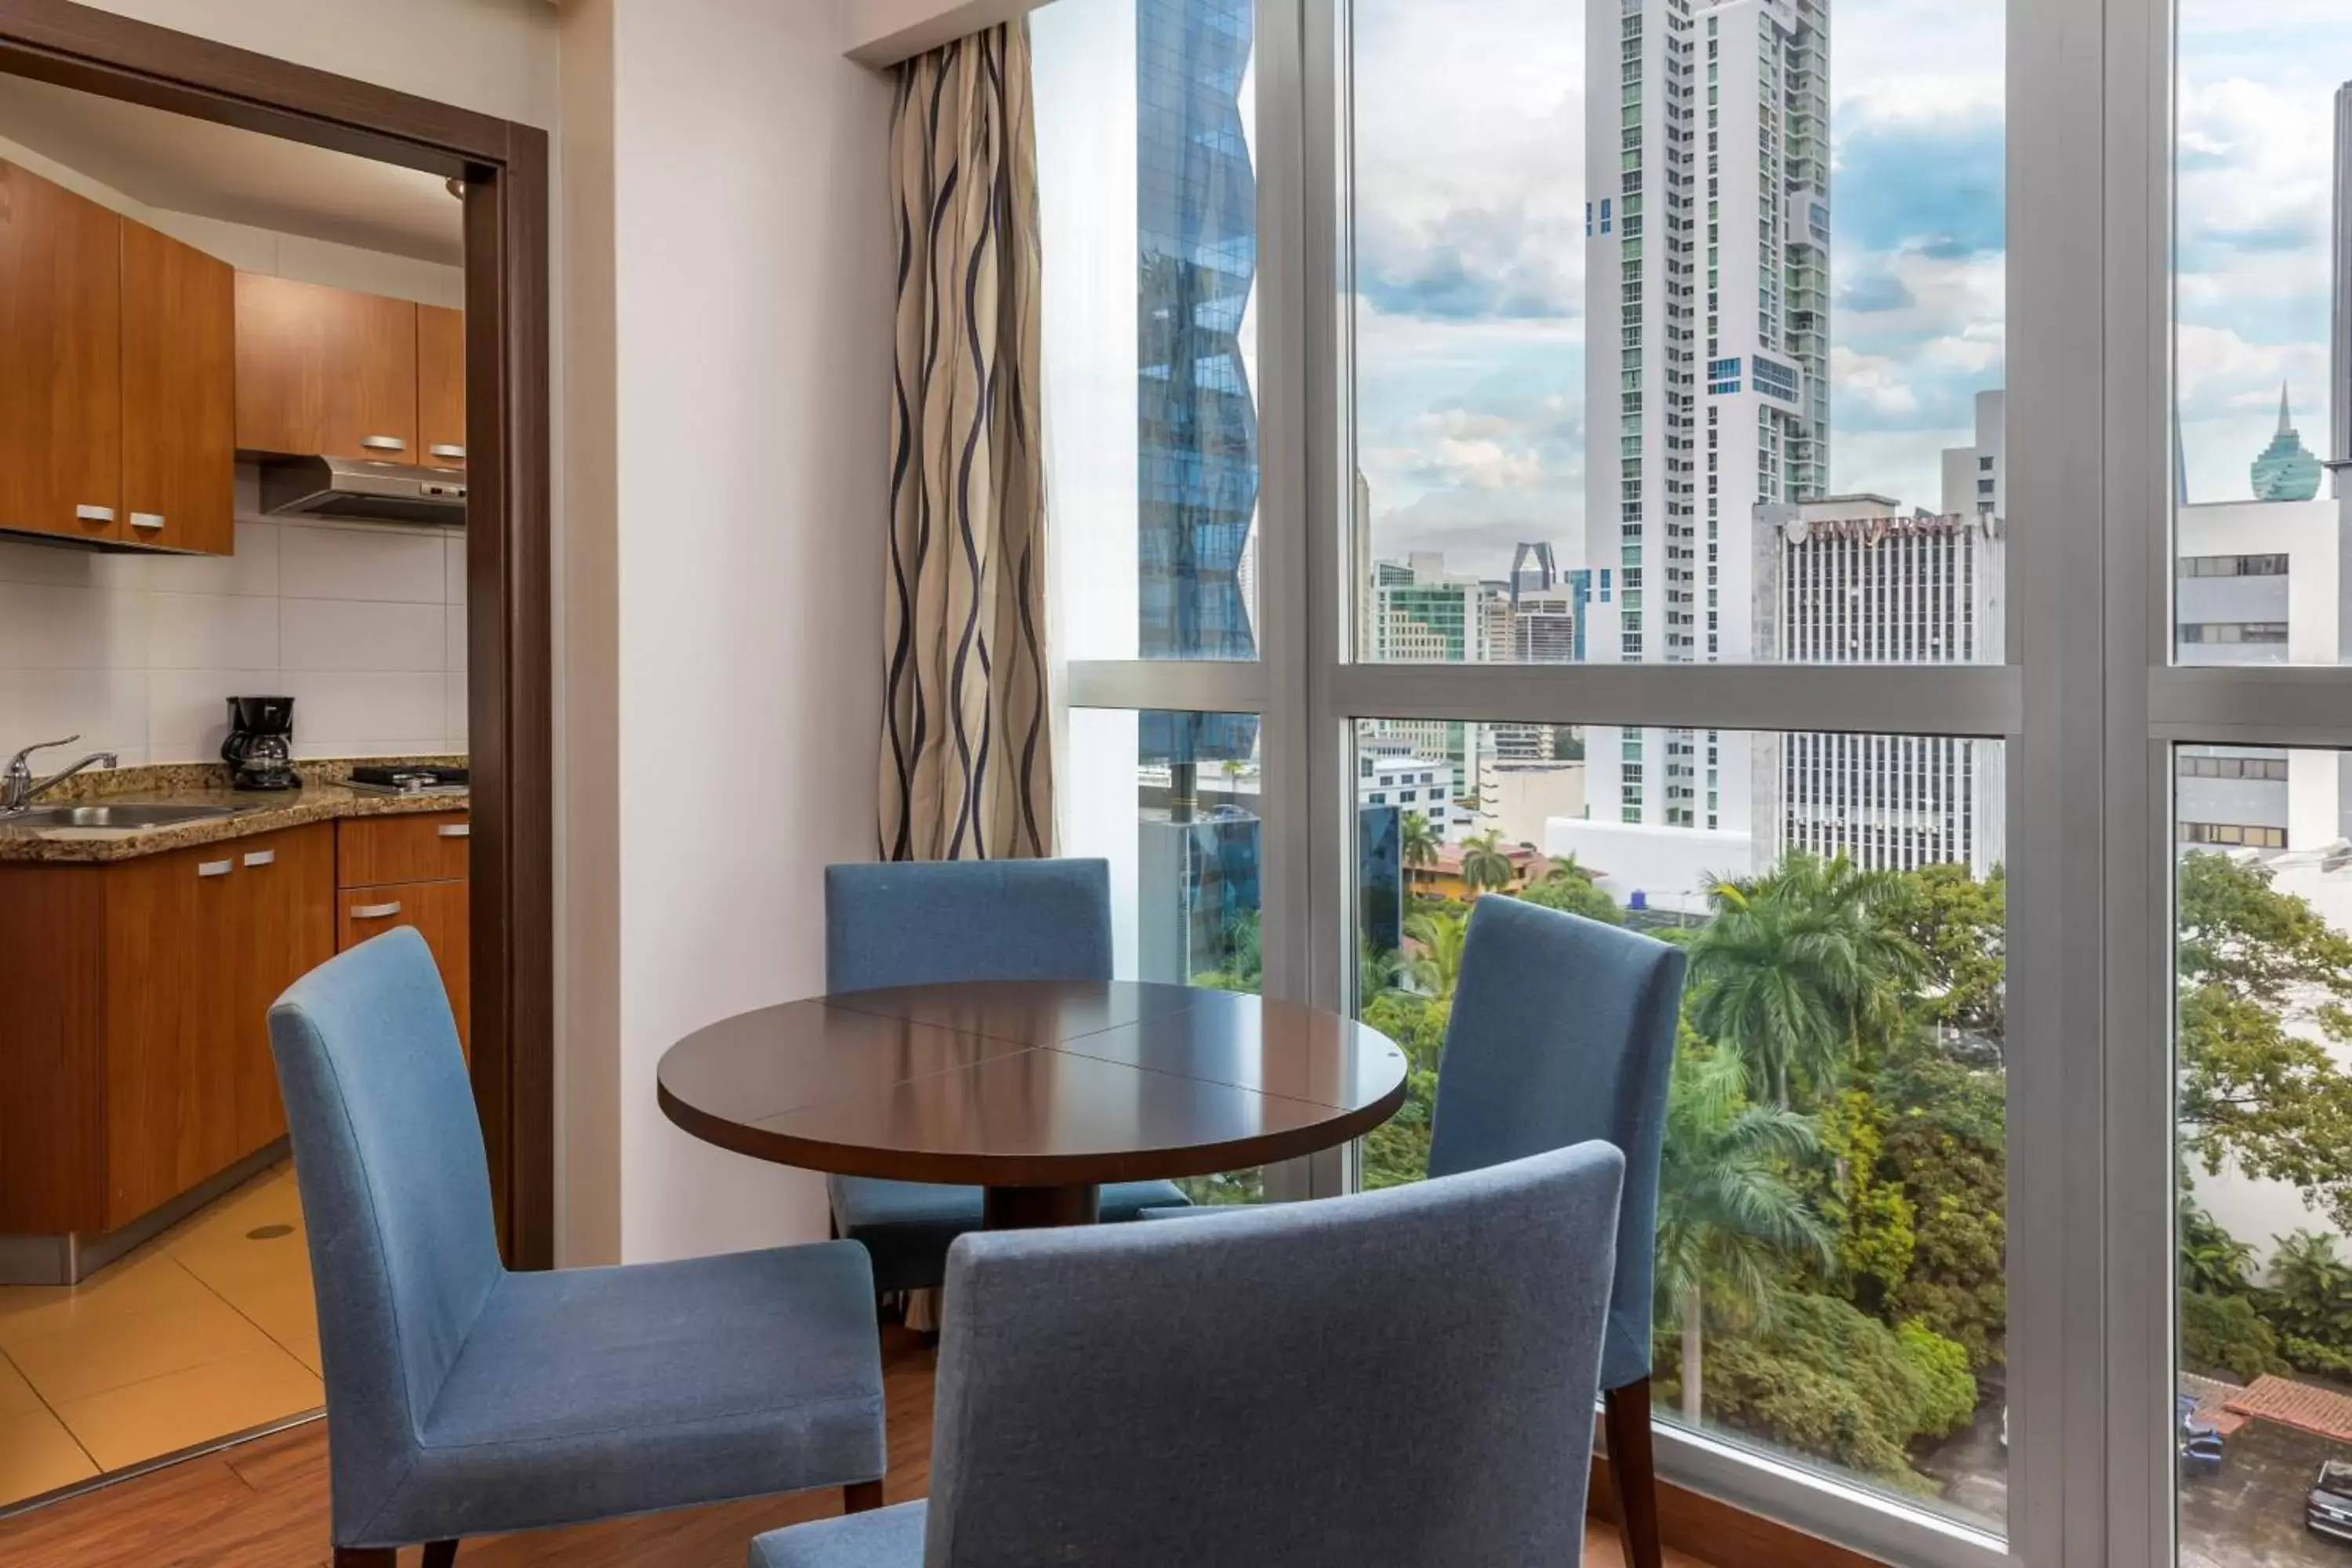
[1050,0,2240,1562]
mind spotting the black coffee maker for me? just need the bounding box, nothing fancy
[222,695,299,792]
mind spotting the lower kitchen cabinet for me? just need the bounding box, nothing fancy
[0,822,334,1236]
[339,876,470,1057]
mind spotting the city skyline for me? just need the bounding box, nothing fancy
[1352,0,2340,580]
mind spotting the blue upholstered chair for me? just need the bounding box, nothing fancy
[1426,895,1686,1568]
[1139,892,1684,1566]
[268,928,889,1568]
[822,859,1189,1294]
[748,1142,1627,1568]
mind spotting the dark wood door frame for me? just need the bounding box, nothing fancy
[0,0,554,1268]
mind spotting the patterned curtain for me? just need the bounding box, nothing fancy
[879,22,1053,862]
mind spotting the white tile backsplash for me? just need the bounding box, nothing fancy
[149,592,279,670]
[280,523,447,604]
[282,599,445,673]
[0,472,466,764]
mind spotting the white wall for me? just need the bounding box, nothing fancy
[0,473,467,766]
[608,0,894,1263]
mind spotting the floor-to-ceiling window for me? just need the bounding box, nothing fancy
[2164,5,2352,1563]
[1037,0,2339,1559]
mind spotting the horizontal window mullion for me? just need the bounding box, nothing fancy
[1065,660,1269,713]
[2151,666,2352,747]
[1330,662,2020,739]
[1652,1424,2009,1568]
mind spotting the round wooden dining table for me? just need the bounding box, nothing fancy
[656,979,1410,1229]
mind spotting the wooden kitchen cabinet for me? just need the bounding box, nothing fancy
[0,822,335,1236]
[417,303,467,468]
[121,220,236,555]
[0,158,122,543]
[336,811,470,1053]
[339,878,470,1056]
[235,272,419,461]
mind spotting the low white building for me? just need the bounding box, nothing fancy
[1542,815,1756,919]
[1479,760,1587,849]
[1357,753,1460,835]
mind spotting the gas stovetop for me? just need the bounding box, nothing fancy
[345,765,469,797]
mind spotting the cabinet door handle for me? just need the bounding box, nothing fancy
[76,504,115,523]
[429,444,466,460]
[360,436,406,452]
[129,512,165,531]
[243,849,275,867]
[350,902,403,920]
[197,859,234,878]
[437,823,470,838]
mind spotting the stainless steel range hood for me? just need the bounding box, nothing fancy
[258,456,467,525]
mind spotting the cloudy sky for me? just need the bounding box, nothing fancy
[1351,0,2345,579]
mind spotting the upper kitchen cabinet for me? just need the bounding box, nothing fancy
[417,303,466,468]
[0,159,123,543]
[121,221,235,555]
[235,272,419,461]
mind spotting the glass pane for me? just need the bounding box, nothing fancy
[2172,746,2352,1567]
[1352,718,2008,1534]
[1348,0,2005,669]
[1035,0,1261,663]
[1065,706,1264,1205]
[2169,6,2347,666]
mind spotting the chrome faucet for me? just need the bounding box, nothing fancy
[2,736,119,815]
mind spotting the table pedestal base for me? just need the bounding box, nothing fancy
[983,1183,1101,1229]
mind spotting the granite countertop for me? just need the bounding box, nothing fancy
[0,757,469,865]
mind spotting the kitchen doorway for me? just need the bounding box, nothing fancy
[0,0,550,1512]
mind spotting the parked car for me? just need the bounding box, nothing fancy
[2178,1395,2224,1477]
[2308,1460,2352,1543]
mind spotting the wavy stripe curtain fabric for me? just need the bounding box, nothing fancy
[880,23,1053,863]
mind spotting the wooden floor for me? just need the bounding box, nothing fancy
[0,1325,1709,1568]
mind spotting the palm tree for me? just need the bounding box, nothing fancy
[1685,853,1922,1107]
[1460,829,1515,896]
[1400,811,1439,873]
[2178,1203,2256,1298]
[1543,852,1597,887]
[1653,1050,1834,1423]
[2269,1230,2352,1342]
[1403,909,1471,1000]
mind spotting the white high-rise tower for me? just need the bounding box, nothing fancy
[1581,0,1831,850]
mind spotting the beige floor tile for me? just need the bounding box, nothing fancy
[0,1350,42,1420]
[171,1214,313,1303]
[209,1270,318,1362]
[0,1406,99,1506]
[0,1250,219,1351]
[5,1289,282,1407]
[53,1345,321,1473]
[164,1174,305,1261]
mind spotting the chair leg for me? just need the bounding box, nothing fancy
[423,1544,460,1568]
[844,1479,886,1514]
[1603,1377,1663,1568]
[332,1552,397,1567]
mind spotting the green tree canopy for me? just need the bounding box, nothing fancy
[2176,851,2352,1229]
[1686,854,1923,1107]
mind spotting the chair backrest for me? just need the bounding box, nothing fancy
[267,927,503,1537]
[922,1143,1624,1568]
[1427,895,1686,1391]
[824,859,1112,993]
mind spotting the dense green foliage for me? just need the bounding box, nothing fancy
[2178,852,2352,1231]
[1346,851,2013,1493]
[1672,1294,1972,1490]
[2180,1288,2288,1381]
[1335,841,2352,1500]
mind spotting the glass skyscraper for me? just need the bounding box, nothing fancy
[1137,0,1258,764]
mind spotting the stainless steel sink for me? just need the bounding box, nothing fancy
[2,804,245,830]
